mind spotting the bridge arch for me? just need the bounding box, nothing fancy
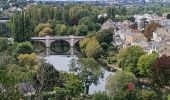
[50,40,70,53]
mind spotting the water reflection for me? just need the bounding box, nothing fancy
[44,55,113,94]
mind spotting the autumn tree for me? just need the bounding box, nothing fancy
[55,24,67,36]
[144,22,162,41]
[151,55,170,86]
[34,23,53,37]
[80,37,103,58]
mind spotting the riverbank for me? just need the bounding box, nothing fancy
[98,59,122,72]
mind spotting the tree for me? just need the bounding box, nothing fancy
[9,11,32,42]
[34,23,52,36]
[55,24,67,36]
[66,26,76,35]
[54,73,84,99]
[77,9,90,19]
[137,53,158,77]
[39,27,53,37]
[69,6,82,19]
[80,37,103,58]
[69,58,103,94]
[151,55,170,86]
[34,62,61,92]
[128,17,136,23]
[78,17,94,31]
[117,46,145,74]
[76,24,88,36]
[92,92,111,100]
[144,22,162,41]
[136,90,157,100]
[106,71,137,100]
[0,37,8,52]
[17,53,37,67]
[96,29,113,45]
[107,7,116,19]
[167,14,170,19]
[13,42,34,58]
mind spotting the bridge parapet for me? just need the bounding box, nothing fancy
[31,35,85,48]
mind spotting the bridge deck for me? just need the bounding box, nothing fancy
[31,36,85,40]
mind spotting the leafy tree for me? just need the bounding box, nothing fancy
[69,6,82,19]
[107,7,116,19]
[0,37,8,52]
[9,11,32,42]
[55,24,67,36]
[96,29,113,45]
[137,53,158,77]
[144,22,162,41]
[136,90,157,100]
[66,26,76,35]
[106,71,137,100]
[76,24,88,36]
[151,55,170,86]
[77,9,90,19]
[34,62,61,91]
[128,17,136,22]
[54,73,84,99]
[69,58,103,94]
[13,42,34,58]
[80,37,103,58]
[117,46,145,74]
[39,27,53,37]
[17,53,37,67]
[34,23,52,36]
[167,14,170,19]
[78,17,94,31]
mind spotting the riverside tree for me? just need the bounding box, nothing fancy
[106,71,137,100]
[69,58,103,94]
[117,46,145,74]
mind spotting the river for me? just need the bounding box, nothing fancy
[44,55,113,94]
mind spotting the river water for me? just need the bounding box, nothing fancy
[44,55,113,94]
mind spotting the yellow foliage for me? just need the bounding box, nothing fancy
[17,53,37,66]
[39,27,53,37]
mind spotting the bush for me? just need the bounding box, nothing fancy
[17,53,37,67]
[137,90,157,100]
[13,42,34,58]
[0,37,8,52]
[92,92,111,100]
[168,94,170,100]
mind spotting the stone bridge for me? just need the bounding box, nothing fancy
[31,35,85,55]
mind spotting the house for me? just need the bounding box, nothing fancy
[150,28,170,56]
[101,20,115,30]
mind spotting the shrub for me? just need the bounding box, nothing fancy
[13,42,34,58]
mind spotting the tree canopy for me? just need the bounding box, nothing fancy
[117,46,145,74]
